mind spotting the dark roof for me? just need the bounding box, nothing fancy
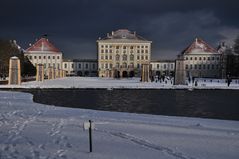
[25,38,61,53]
[99,29,149,41]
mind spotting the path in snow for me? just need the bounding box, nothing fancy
[0,91,239,159]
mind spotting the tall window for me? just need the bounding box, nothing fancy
[85,64,89,69]
[116,54,120,61]
[130,54,134,61]
[64,63,67,69]
[123,54,127,61]
[78,63,81,69]
[122,62,127,68]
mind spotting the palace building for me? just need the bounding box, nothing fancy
[97,29,152,78]
[24,38,63,75]
[175,38,222,84]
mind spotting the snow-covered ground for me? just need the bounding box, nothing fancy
[0,91,239,159]
[1,77,239,89]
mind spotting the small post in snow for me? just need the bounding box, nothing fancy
[83,120,95,152]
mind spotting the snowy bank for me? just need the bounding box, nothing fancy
[0,91,239,159]
[1,77,239,89]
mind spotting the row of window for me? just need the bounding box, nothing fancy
[101,45,149,49]
[101,54,149,60]
[36,63,61,69]
[101,63,142,69]
[28,55,61,60]
[185,64,220,70]
[100,49,149,54]
[64,63,96,69]
[156,64,174,69]
[185,56,220,61]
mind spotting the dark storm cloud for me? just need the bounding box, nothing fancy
[1,0,239,59]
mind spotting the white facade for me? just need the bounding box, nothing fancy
[63,59,98,76]
[24,38,63,75]
[150,60,175,76]
[97,29,152,78]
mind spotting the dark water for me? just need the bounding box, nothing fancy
[25,89,239,121]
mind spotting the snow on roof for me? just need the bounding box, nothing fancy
[181,38,218,55]
[25,38,61,53]
[98,29,150,42]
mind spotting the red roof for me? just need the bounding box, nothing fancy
[26,38,60,53]
[181,38,217,54]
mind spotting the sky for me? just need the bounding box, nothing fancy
[1,0,239,60]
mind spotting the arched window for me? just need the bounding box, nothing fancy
[116,54,120,61]
[130,54,134,61]
[123,54,127,61]
[122,62,127,68]
[116,63,120,68]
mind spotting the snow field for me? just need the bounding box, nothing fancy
[0,91,239,159]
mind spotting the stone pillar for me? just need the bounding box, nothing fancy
[141,64,150,82]
[8,56,21,85]
[36,64,44,82]
[174,59,186,85]
[48,67,54,80]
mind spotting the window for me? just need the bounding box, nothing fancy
[116,63,120,68]
[101,64,104,69]
[199,65,201,69]
[212,57,215,60]
[141,56,144,60]
[217,57,220,61]
[212,64,214,69]
[34,56,37,59]
[203,57,206,60]
[105,56,108,60]
[141,50,144,53]
[48,56,50,59]
[123,54,127,61]
[109,50,112,53]
[44,64,46,68]
[137,56,140,60]
[137,46,140,49]
[141,46,144,48]
[137,50,140,53]
[122,62,127,68]
[71,64,74,68]
[101,45,104,48]
[78,63,81,69]
[105,49,108,53]
[208,57,210,60]
[130,54,134,61]
[105,45,108,48]
[164,64,166,69]
[85,64,89,69]
[123,46,126,49]
[53,56,55,59]
[190,57,192,60]
[101,56,104,60]
[185,64,188,69]
[109,45,112,48]
[195,57,197,60]
[130,63,134,68]
[145,46,148,48]
[110,56,112,60]
[171,64,174,69]
[145,56,148,60]
[145,50,148,53]
[57,56,60,59]
[110,64,113,68]
[39,56,41,59]
[203,65,206,69]
[101,50,104,53]
[43,56,46,59]
[29,56,32,60]
[207,64,210,69]
[157,64,159,69]
[194,65,197,69]
[64,63,67,69]
[186,57,188,60]
[190,64,192,69]
[130,46,133,49]
[116,46,119,49]
[199,57,202,60]
[137,64,140,68]
[92,64,95,69]
[116,54,120,61]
